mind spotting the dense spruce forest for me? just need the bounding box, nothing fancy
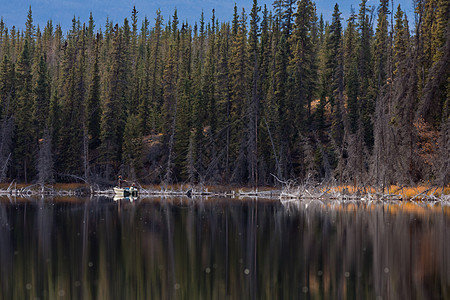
[0,0,448,186]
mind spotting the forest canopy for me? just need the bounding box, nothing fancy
[0,0,448,186]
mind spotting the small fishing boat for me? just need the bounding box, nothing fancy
[114,186,138,197]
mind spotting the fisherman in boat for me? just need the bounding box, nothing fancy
[118,175,125,188]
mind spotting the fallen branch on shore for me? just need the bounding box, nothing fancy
[0,182,448,202]
[279,183,449,202]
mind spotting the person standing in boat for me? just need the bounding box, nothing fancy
[118,175,125,188]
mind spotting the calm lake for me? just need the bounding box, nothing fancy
[0,197,448,299]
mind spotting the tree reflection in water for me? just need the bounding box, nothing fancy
[0,197,448,299]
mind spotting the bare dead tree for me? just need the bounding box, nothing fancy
[164,95,177,186]
[206,132,221,183]
[231,133,248,184]
[437,113,449,187]
[0,153,11,183]
[372,89,391,190]
[36,129,54,186]
[315,133,330,181]
[301,133,318,180]
[186,130,196,184]
[264,117,282,182]
[83,124,90,183]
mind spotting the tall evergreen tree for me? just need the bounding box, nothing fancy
[344,8,359,134]
[25,6,35,48]
[100,24,128,178]
[33,55,50,139]
[161,9,180,183]
[174,22,193,181]
[229,8,250,182]
[273,0,296,35]
[358,0,375,150]
[373,0,390,89]
[268,33,289,179]
[289,0,316,131]
[393,5,409,77]
[215,22,232,179]
[14,40,34,181]
[57,24,86,176]
[247,0,261,185]
[0,54,14,117]
[326,4,344,146]
[86,36,101,150]
[147,10,163,135]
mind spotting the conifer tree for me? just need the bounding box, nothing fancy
[431,0,448,63]
[204,12,221,182]
[259,5,272,98]
[373,0,390,89]
[14,40,34,181]
[131,6,139,49]
[174,22,193,181]
[57,24,86,176]
[87,12,95,40]
[344,8,359,134]
[130,15,143,120]
[0,54,14,117]
[327,4,343,105]
[204,10,217,134]
[232,4,239,36]
[0,54,15,182]
[147,10,163,135]
[289,0,316,131]
[100,24,128,178]
[190,13,207,181]
[215,22,232,178]
[25,6,35,51]
[247,0,261,185]
[419,0,437,89]
[86,36,101,150]
[33,55,50,139]
[229,9,250,182]
[161,9,180,183]
[358,0,375,150]
[273,0,296,35]
[417,0,448,127]
[393,5,408,77]
[269,34,289,179]
[0,18,5,53]
[326,4,344,146]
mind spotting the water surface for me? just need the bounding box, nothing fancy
[0,197,448,299]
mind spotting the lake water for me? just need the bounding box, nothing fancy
[0,197,449,299]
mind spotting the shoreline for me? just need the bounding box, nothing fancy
[0,183,448,201]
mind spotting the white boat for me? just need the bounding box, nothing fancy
[113,186,138,197]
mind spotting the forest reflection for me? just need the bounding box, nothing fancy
[0,197,448,299]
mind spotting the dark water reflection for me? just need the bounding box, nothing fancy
[0,197,449,299]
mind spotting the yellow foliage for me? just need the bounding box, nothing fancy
[325,184,448,200]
